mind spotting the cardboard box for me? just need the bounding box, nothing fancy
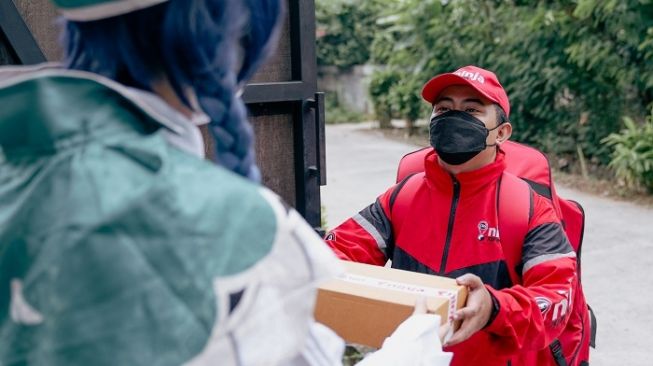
[314,261,467,348]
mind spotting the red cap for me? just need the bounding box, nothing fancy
[421,65,510,117]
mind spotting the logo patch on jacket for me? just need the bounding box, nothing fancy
[535,297,552,315]
[477,220,500,241]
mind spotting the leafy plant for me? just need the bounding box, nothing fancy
[366,0,653,164]
[368,70,400,128]
[318,0,653,180]
[316,0,390,70]
[602,110,653,192]
[389,75,430,135]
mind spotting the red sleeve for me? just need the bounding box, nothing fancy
[324,187,396,266]
[484,193,578,354]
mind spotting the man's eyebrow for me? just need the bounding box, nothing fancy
[463,98,485,105]
[434,97,486,105]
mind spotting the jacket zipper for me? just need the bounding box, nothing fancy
[439,176,460,273]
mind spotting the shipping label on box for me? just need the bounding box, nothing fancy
[314,261,468,349]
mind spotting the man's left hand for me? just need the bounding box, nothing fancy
[444,273,493,347]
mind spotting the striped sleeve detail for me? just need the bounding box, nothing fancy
[356,199,393,253]
[352,214,386,250]
[522,252,576,274]
[521,222,575,275]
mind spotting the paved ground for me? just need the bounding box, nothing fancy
[321,123,653,366]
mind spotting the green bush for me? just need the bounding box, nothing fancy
[602,110,653,192]
[316,0,390,70]
[366,0,653,165]
[325,92,367,124]
[319,0,653,186]
[369,70,400,128]
[368,70,431,132]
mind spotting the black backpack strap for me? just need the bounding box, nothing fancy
[589,305,597,348]
[549,339,569,366]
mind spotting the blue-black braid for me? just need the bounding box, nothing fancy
[62,0,284,182]
[163,0,261,180]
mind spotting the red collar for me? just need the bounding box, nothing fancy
[424,149,506,194]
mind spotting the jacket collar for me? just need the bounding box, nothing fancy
[424,148,506,195]
[0,64,208,156]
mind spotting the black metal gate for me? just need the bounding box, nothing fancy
[0,0,326,231]
[0,0,46,64]
[244,0,325,231]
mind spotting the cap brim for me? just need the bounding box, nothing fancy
[421,73,496,106]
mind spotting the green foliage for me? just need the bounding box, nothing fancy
[365,0,653,163]
[316,0,390,69]
[317,0,432,128]
[317,0,653,181]
[391,75,428,123]
[602,110,653,192]
[321,204,328,229]
[368,70,400,127]
[342,345,374,366]
[342,346,364,366]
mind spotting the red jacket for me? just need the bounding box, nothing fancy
[326,151,578,366]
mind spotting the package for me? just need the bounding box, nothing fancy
[314,261,468,349]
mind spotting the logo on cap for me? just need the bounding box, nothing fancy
[421,65,511,117]
[453,70,485,84]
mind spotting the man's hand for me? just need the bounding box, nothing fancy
[444,274,493,347]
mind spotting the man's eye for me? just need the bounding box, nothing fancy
[465,108,479,113]
[436,106,450,113]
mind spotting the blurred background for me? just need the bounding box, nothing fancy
[316,0,653,199]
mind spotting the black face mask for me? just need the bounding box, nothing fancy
[430,110,500,165]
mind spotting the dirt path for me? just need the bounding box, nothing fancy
[321,123,653,366]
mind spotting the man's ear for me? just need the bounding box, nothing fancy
[496,122,512,145]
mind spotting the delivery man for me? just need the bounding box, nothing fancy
[325,65,580,366]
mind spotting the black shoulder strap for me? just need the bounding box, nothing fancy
[549,339,569,366]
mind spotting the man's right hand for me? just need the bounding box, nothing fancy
[444,274,493,347]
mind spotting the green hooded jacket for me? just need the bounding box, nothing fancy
[0,66,340,366]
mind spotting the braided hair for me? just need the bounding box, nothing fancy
[63,0,284,181]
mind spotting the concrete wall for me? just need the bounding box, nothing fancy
[318,64,375,114]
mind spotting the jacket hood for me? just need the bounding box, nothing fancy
[0,65,203,157]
